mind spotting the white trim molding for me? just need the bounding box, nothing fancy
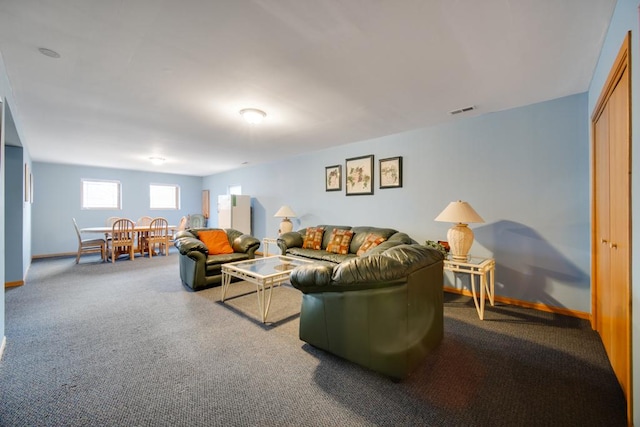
[0,336,6,360]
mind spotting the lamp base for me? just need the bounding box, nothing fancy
[279,218,293,235]
[447,223,474,261]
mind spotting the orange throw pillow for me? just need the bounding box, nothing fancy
[356,233,386,256]
[199,230,234,255]
[326,229,354,255]
[302,227,325,250]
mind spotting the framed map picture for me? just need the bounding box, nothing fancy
[345,155,373,195]
[379,156,403,189]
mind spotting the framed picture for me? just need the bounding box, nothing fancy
[379,156,403,189]
[345,155,373,195]
[24,163,30,202]
[325,165,342,191]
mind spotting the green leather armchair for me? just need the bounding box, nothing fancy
[174,228,260,291]
[290,244,444,379]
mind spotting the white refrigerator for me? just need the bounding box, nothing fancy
[217,195,251,235]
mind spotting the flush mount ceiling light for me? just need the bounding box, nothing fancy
[38,47,61,58]
[149,156,166,165]
[239,108,266,125]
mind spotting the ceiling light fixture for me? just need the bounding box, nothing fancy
[239,108,266,125]
[38,47,61,59]
[149,156,166,165]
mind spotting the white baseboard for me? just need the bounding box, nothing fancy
[0,336,5,360]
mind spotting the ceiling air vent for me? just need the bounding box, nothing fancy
[449,105,476,115]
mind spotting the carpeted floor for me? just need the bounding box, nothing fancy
[0,253,627,426]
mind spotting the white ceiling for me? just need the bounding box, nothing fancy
[0,0,616,176]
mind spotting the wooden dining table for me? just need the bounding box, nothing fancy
[81,224,177,258]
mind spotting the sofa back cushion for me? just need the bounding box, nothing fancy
[302,227,325,250]
[198,229,234,255]
[316,225,352,250]
[326,229,355,254]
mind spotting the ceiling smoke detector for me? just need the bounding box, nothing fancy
[449,105,476,115]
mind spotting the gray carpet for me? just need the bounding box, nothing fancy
[0,253,627,426]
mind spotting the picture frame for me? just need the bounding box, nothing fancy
[379,156,403,189]
[325,165,342,191]
[345,155,374,196]
[24,163,30,202]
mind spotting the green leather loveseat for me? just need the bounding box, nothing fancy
[289,243,444,380]
[174,228,260,291]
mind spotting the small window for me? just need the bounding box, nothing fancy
[82,179,121,210]
[228,185,242,195]
[150,184,180,210]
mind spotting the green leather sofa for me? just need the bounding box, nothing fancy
[277,225,415,262]
[174,228,260,291]
[290,243,444,380]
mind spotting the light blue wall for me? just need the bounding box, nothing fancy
[1,51,29,353]
[204,93,591,313]
[5,146,24,283]
[588,0,640,422]
[31,163,203,256]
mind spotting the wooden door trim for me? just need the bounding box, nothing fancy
[591,32,630,123]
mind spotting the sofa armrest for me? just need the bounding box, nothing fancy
[277,231,304,254]
[231,234,261,256]
[174,236,208,256]
[290,262,336,293]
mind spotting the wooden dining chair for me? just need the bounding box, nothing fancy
[72,218,106,263]
[105,216,120,227]
[109,218,135,263]
[135,216,154,254]
[136,216,153,226]
[171,216,188,241]
[143,217,169,258]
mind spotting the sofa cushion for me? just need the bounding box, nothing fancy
[356,233,387,256]
[288,247,332,261]
[198,230,234,255]
[321,253,357,264]
[302,227,325,250]
[205,252,251,275]
[326,229,355,254]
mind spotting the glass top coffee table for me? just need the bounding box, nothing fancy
[220,255,313,323]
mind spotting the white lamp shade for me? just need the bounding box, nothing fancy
[435,200,484,261]
[434,200,484,224]
[274,205,297,218]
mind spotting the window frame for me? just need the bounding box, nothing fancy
[149,183,181,210]
[81,179,122,210]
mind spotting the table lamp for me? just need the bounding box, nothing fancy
[274,205,297,235]
[434,200,484,261]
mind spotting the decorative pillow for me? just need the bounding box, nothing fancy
[302,227,325,250]
[356,233,387,256]
[326,229,355,255]
[198,230,234,255]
